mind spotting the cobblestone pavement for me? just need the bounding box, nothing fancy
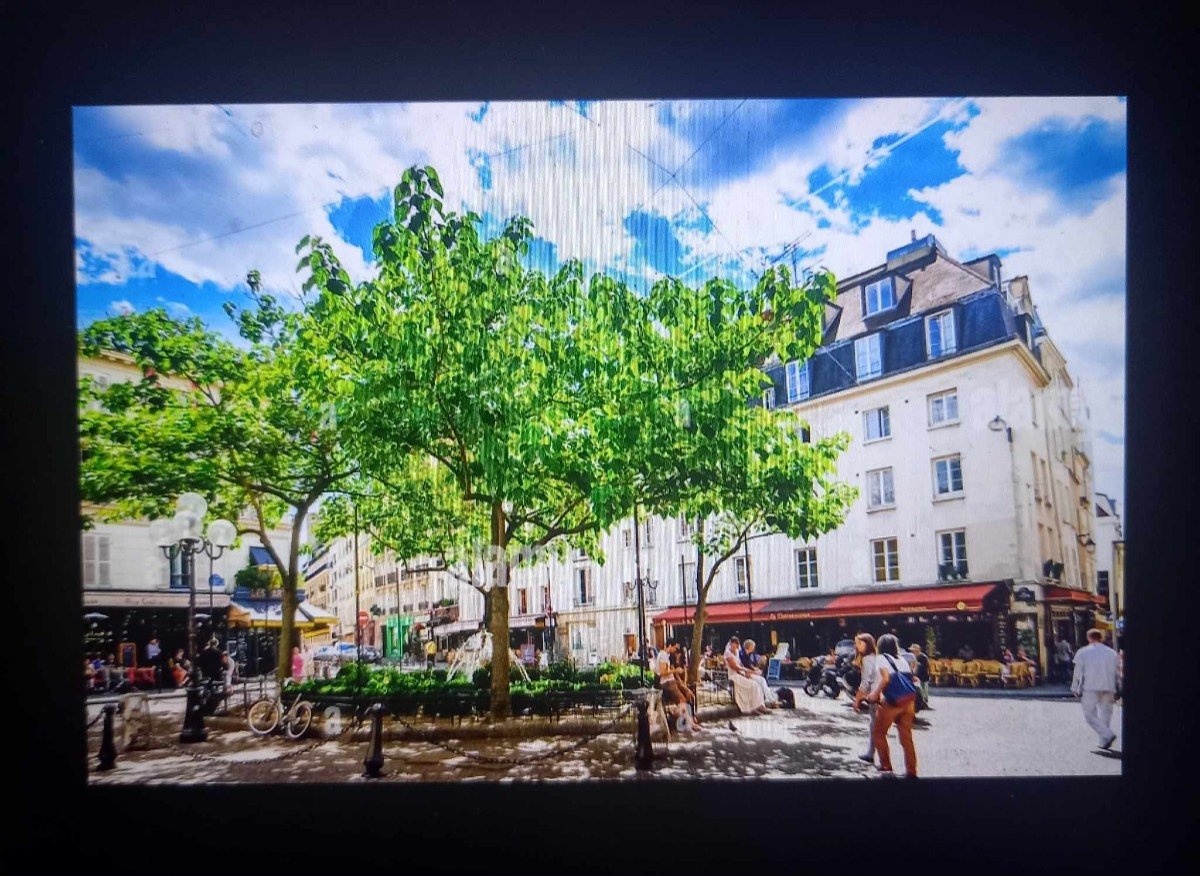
[86,686,1121,784]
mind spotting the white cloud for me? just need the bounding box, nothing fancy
[111,300,135,315]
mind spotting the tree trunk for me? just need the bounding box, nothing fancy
[686,521,707,689]
[488,501,511,719]
[275,504,309,683]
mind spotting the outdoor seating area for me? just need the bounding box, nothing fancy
[928,658,1038,688]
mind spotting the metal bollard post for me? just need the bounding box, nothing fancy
[362,703,386,779]
[180,686,208,743]
[634,699,653,770]
[97,704,118,771]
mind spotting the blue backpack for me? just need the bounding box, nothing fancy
[880,654,919,706]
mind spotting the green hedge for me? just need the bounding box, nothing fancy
[291,660,651,703]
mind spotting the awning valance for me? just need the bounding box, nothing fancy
[509,614,547,630]
[652,600,771,626]
[1044,586,1105,604]
[228,600,338,629]
[654,583,1008,625]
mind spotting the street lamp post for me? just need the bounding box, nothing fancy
[150,493,236,743]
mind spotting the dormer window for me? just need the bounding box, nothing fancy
[926,310,957,359]
[785,360,810,402]
[864,277,896,316]
[854,334,883,381]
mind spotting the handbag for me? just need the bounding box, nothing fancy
[881,655,919,707]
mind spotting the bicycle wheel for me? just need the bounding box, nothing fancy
[285,702,313,739]
[248,698,281,735]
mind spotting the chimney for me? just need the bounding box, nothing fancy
[911,229,916,242]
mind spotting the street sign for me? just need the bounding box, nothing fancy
[357,611,369,627]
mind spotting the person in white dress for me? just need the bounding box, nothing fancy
[724,637,769,715]
[740,639,780,707]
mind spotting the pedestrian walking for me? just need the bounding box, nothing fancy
[424,637,438,670]
[291,646,305,681]
[1071,628,1119,750]
[867,633,919,778]
[853,633,879,765]
[1054,635,1075,683]
[909,643,932,711]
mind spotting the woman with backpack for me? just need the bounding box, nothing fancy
[866,633,919,778]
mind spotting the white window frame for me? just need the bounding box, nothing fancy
[872,537,900,583]
[854,334,883,381]
[795,547,818,590]
[82,533,111,588]
[928,388,960,428]
[864,277,896,316]
[937,529,969,576]
[679,561,697,601]
[762,386,776,410]
[925,309,957,359]
[866,467,895,510]
[734,556,748,595]
[863,405,891,443]
[641,520,653,547]
[622,528,631,548]
[786,360,810,402]
[933,454,965,499]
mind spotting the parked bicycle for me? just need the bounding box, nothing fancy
[247,679,314,739]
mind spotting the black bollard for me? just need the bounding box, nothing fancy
[179,685,208,744]
[97,704,118,771]
[362,703,386,779]
[635,699,653,770]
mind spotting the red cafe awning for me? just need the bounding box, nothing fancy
[1044,586,1105,604]
[761,583,1007,621]
[652,600,770,625]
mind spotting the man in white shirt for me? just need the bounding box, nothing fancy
[1071,628,1120,750]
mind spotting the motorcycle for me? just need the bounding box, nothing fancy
[802,657,842,698]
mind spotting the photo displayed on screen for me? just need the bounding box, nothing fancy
[77,96,1125,783]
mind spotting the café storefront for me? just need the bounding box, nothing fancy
[83,587,231,669]
[654,583,1015,668]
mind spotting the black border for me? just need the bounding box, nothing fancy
[6,1,1194,869]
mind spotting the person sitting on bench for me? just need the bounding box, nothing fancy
[656,639,702,731]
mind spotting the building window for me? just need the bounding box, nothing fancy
[679,562,696,601]
[641,520,653,547]
[863,405,891,442]
[872,538,900,583]
[573,547,588,560]
[542,584,551,611]
[647,580,659,606]
[928,388,959,426]
[854,334,883,381]
[517,588,528,615]
[867,467,895,509]
[864,277,896,316]
[1097,570,1110,596]
[926,310,957,358]
[622,528,631,548]
[678,514,694,539]
[795,547,818,590]
[1031,392,1038,426]
[933,455,964,498]
[786,360,810,402]
[575,568,593,606]
[763,387,776,410]
[168,550,184,589]
[1032,452,1043,501]
[937,529,969,578]
[799,424,812,443]
[734,556,748,595]
[82,533,111,588]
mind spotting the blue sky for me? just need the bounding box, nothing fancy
[72,97,1127,507]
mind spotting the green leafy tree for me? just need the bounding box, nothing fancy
[300,167,640,718]
[78,282,358,680]
[614,270,857,688]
